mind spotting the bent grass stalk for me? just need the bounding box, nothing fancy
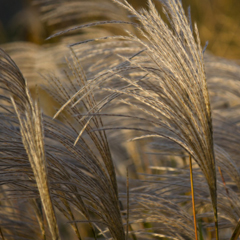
[11,92,60,240]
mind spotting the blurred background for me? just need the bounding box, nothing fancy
[0,0,240,61]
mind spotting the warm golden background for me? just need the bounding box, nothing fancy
[0,0,240,61]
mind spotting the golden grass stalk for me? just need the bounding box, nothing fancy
[11,90,60,240]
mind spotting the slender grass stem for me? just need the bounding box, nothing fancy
[126,168,129,240]
[230,219,240,240]
[215,211,219,240]
[189,155,198,240]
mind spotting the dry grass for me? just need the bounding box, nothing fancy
[0,0,240,239]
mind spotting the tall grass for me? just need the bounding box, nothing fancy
[0,0,240,239]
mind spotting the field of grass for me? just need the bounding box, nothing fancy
[1,0,240,239]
